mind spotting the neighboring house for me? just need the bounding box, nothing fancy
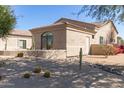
[0,30,32,51]
[30,18,118,56]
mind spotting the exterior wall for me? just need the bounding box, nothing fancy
[66,27,93,56]
[0,35,32,51]
[0,38,6,50]
[112,26,118,44]
[31,24,66,50]
[92,22,118,44]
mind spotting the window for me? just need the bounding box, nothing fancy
[99,36,104,44]
[18,40,26,49]
[113,39,115,42]
[41,32,53,50]
[92,35,94,39]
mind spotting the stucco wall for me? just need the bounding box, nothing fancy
[0,38,5,50]
[112,26,118,44]
[66,27,93,56]
[92,22,118,44]
[31,24,66,50]
[0,35,32,51]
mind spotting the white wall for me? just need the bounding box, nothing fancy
[0,35,32,51]
[0,38,6,50]
[92,22,118,44]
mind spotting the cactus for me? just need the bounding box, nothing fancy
[79,48,82,70]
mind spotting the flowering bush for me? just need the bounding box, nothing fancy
[114,45,124,54]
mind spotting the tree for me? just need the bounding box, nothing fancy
[117,37,124,45]
[0,6,16,50]
[78,5,124,23]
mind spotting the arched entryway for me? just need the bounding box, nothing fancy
[41,32,53,50]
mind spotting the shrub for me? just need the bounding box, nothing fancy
[0,76,2,80]
[114,47,122,54]
[0,62,6,67]
[17,52,24,57]
[119,45,124,49]
[114,45,124,54]
[119,45,124,53]
[43,71,51,78]
[23,72,31,78]
[33,67,41,73]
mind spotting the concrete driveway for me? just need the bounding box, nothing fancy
[83,54,124,66]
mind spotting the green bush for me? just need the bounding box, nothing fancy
[17,52,24,57]
[23,72,31,78]
[43,71,51,78]
[33,67,41,73]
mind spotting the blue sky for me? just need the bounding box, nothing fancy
[12,5,124,38]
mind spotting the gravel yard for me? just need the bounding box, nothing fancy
[0,56,124,88]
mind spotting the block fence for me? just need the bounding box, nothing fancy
[0,50,67,59]
[90,44,115,55]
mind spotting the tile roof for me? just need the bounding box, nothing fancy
[91,22,104,27]
[91,20,112,27]
[30,22,64,31]
[30,18,118,34]
[91,20,118,34]
[10,29,32,37]
[30,18,97,34]
[54,18,96,30]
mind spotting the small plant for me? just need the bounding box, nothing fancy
[0,62,6,67]
[17,52,23,57]
[23,72,31,78]
[43,71,51,78]
[79,48,82,70]
[0,76,2,80]
[33,67,41,73]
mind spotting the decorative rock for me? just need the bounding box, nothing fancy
[91,64,123,76]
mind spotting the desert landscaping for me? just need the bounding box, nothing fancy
[0,5,124,88]
[0,54,124,88]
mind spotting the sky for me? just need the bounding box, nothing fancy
[12,5,124,38]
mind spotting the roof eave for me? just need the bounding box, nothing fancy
[110,21,119,34]
[29,23,66,32]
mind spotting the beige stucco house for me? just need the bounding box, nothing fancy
[30,18,118,56]
[0,30,32,51]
